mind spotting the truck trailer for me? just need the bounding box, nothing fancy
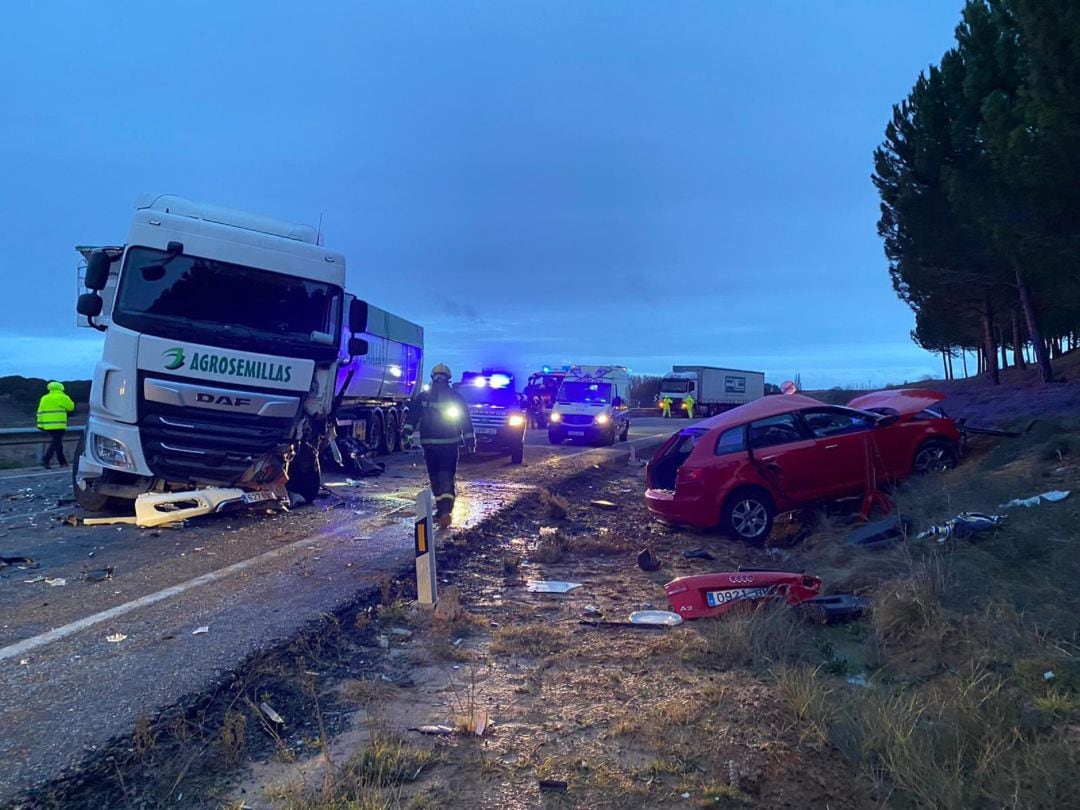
[659,366,764,417]
[72,194,418,510]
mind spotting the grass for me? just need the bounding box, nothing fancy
[688,601,813,671]
[539,487,570,520]
[489,623,567,658]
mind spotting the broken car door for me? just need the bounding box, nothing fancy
[796,407,877,497]
[746,413,824,504]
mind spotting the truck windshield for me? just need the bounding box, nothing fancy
[558,382,612,404]
[455,384,520,408]
[113,247,342,357]
[663,380,692,393]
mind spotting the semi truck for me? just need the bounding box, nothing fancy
[334,298,423,455]
[72,194,421,510]
[455,369,527,464]
[658,366,765,417]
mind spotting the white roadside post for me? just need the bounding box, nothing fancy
[414,489,437,605]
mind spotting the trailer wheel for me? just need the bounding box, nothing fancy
[387,409,402,452]
[367,412,386,456]
[381,410,399,455]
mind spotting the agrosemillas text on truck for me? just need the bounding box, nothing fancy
[73,194,377,511]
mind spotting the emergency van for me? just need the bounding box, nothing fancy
[547,365,631,446]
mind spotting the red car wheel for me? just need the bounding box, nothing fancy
[722,489,775,542]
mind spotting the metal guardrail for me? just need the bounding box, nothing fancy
[0,426,86,448]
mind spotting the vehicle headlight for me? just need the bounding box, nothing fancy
[549,412,562,423]
[93,434,136,471]
[508,414,526,427]
[595,413,610,425]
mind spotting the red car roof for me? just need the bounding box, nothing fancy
[847,389,945,415]
[694,393,826,433]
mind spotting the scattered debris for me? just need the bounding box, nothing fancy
[19,659,29,666]
[106,633,127,643]
[84,568,115,583]
[259,702,286,727]
[539,779,569,794]
[192,626,210,635]
[525,580,582,593]
[628,610,683,626]
[844,514,908,547]
[44,578,66,587]
[916,512,1003,542]
[538,526,559,537]
[999,490,1070,510]
[683,547,716,561]
[413,724,454,735]
[637,547,661,571]
[1044,671,1056,682]
[81,487,279,529]
[798,593,868,624]
[665,571,822,619]
[589,499,618,510]
[390,627,413,638]
[0,554,34,568]
[456,708,489,736]
[582,605,603,618]
[433,586,463,622]
[23,576,46,584]
[376,634,390,649]
[846,674,869,687]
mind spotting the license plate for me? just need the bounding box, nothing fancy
[242,491,275,505]
[476,427,497,435]
[568,430,585,437]
[705,587,770,607]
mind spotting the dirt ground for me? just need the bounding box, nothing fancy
[229,410,1080,809]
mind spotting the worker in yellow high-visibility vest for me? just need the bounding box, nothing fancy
[660,397,673,418]
[684,394,696,419]
[36,381,75,469]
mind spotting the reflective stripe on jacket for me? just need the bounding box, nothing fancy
[37,391,75,431]
[402,386,475,447]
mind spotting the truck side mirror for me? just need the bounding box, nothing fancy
[348,337,369,357]
[85,251,112,290]
[77,292,104,317]
[349,300,369,334]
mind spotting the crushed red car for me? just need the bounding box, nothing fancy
[645,389,961,541]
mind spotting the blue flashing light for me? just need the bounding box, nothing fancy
[542,366,552,373]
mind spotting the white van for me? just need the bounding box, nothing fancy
[548,365,632,446]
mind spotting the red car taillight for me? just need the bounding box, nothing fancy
[676,467,705,488]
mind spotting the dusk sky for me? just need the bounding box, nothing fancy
[2,1,963,389]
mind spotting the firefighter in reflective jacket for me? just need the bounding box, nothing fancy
[401,364,476,529]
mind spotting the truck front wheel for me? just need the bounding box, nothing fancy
[510,443,524,465]
[72,434,112,512]
[287,443,322,505]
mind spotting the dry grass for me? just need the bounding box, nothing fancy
[539,487,570,520]
[340,679,394,707]
[689,602,813,671]
[489,623,567,658]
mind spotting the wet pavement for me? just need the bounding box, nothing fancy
[0,419,684,802]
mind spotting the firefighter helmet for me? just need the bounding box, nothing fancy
[431,363,452,382]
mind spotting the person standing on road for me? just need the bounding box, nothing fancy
[36,381,75,469]
[401,364,476,530]
[660,396,673,418]
[684,393,696,419]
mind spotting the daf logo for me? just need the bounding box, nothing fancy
[196,392,252,408]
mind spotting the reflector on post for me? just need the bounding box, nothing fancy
[414,489,437,605]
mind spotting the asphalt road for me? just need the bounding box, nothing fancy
[0,417,689,801]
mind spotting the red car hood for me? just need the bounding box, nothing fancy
[848,389,946,416]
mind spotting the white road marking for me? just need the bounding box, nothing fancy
[0,530,341,662]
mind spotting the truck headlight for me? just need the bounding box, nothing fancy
[549,412,562,423]
[595,414,610,425]
[93,434,136,471]
[508,414,526,427]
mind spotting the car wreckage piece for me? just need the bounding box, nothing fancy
[82,487,277,528]
[664,570,822,619]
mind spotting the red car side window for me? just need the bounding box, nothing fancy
[748,414,804,449]
[714,426,747,456]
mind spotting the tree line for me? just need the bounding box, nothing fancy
[874,0,1080,384]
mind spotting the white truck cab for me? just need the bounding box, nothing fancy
[547,365,631,446]
[74,194,369,509]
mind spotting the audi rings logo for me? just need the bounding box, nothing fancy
[728,574,756,584]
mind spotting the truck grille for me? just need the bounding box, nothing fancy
[469,407,508,428]
[560,414,595,426]
[139,399,293,485]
